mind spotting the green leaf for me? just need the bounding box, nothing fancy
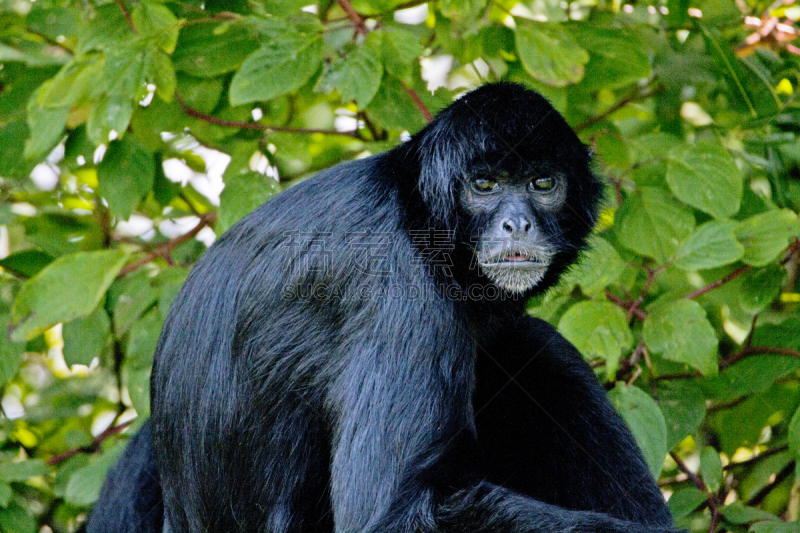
[62,307,111,367]
[515,24,589,87]
[0,314,25,385]
[0,502,36,533]
[699,25,780,119]
[39,59,104,108]
[64,443,126,506]
[326,45,383,107]
[557,301,633,379]
[750,522,800,533]
[615,187,695,263]
[10,250,128,341]
[172,22,259,78]
[77,4,133,54]
[738,264,785,313]
[657,381,706,450]
[126,308,164,370]
[666,140,742,219]
[0,460,48,482]
[87,95,135,145]
[229,33,323,106]
[703,355,800,400]
[107,270,160,336]
[22,211,104,257]
[24,87,69,161]
[700,446,723,492]
[176,76,223,114]
[721,501,779,524]
[668,487,708,518]
[147,51,177,102]
[644,299,718,376]
[104,44,147,99]
[573,27,650,91]
[366,75,428,131]
[132,4,180,53]
[560,236,625,295]
[218,172,280,233]
[608,383,668,478]
[377,28,424,82]
[788,404,800,457]
[97,138,156,218]
[0,482,11,507]
[0,250,53,278]
[674,220,744,270]
[0,119,34,179]
[735,210,799,266]
[751,315,800,351]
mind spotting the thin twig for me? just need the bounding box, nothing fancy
[400,80,433,122]
[47,419,134,466]
[605,289,647,320]
[114,0,136,32]
[685,265,752,300]
[720,345,800,369]
[336,0,369,35]
[117,212,217,277]
[747,462,795,506]
[176,94,359,137]
[670,451,719,522]
[575,84,665,132]
[724,446,788,470]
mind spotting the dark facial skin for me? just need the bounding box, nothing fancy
[459,163,568,293]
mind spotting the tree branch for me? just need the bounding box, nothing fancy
[176,94,359,137]
[400,80,433,122]
[575,84,665,132]
[114,0,136,32]
[685,265,752,300]
[720,345,800,369]
[670,451,719,523]
[47,419,134,466]
[336,0,369,36]
[117,212,217,277]
[747,461,795,506]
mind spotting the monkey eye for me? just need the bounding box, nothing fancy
[471,178,500,194]
[529,177,556,192]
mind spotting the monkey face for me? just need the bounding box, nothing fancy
[459,163,569,294]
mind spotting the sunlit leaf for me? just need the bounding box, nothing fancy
[515,24,589,87]
[10,250,128,341]
[608,383,668,478]
[644,299,718,376]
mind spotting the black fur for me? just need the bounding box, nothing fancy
[86,83,679,533]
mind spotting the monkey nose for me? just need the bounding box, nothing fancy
[500,216,532,237]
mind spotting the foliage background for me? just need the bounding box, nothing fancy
[1,0,800,531]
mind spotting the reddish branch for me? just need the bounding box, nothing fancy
[605,289,647,320]
[670,452,720,531]
[724,446,788,470]
[175,94,359,138]
[747,461,795,506]
[575,84,665,132]
[336,0,369,36]
[721,345,800,369]
[114,0,136,32]
[47,420,134,466]
[400,80,433,122]
[117,212,217,277]
[685,265,752,300]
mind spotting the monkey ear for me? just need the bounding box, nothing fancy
[413,119,484,228]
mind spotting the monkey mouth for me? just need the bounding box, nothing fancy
[481,250,548,268]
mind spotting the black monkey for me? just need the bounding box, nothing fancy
[86,82,681,533]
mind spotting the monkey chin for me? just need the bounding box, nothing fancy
[480,264,548,294]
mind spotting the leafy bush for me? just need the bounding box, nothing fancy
[1,0,799,531]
